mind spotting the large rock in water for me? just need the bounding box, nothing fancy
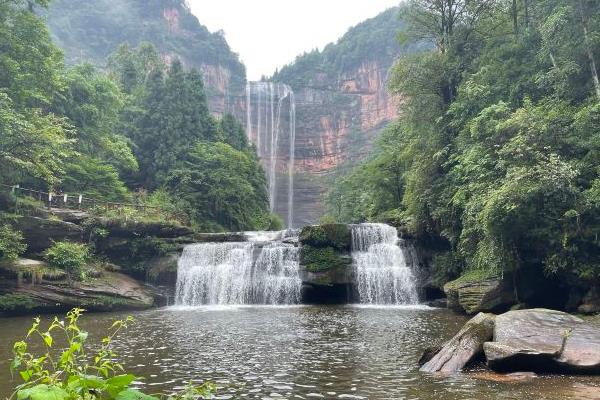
[484,309,600,373]
[444,277,515,314]
[420,312,496,373]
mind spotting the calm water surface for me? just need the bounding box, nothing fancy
[2,306,600,399]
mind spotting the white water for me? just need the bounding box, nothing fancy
[351,224,419,305]
[175,231,301,306]
[246,82,296,228]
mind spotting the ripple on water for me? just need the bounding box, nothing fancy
[1,306,599,399]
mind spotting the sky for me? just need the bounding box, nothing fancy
[187,0,401,80]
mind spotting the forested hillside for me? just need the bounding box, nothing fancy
[0,0,277,233]
[327,0,600,297]
[45,0,245,115]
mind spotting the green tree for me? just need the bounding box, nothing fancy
[168,141,271,231]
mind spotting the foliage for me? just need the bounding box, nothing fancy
[1,1,271,234]
[46,0,245,86]
[167,141,272,231]
[272,7,417,89]
[44,242,90,282]
[299,224,351,250]
[10,308,216,400]
[327,0,600,288]
[0,224,27,261]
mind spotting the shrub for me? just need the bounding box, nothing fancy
[44,241,90,282]
[299,224,350,250]
[0,224,27,261]
[10,308,216,400]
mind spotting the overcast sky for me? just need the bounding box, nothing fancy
[187,0,401,80]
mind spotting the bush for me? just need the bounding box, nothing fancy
[44,241,90,282]
[0,225,27,261]
[299,224,351,250]
[10,308,217,400]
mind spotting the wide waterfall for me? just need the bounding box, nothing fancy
[351,224,419,305]
[246,82,296,228]
[175,232,301,306]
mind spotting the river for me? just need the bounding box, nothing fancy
[2,306,600,399]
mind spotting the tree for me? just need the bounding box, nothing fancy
[167,141,271,231]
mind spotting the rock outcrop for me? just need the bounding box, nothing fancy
[0,267,157,316]
[14,216,84,253]
[444,276,516,314]
[420,312,496,373]
[484,309,600,373]
[298,224,354,303]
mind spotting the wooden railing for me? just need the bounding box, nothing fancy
[1,183,183,222]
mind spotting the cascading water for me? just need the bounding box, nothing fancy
[351,223,419,305]
[175,231,301,306]
[246,82,296,228]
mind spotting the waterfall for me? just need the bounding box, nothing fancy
[175,232,301,306]
[351,223,419,305]
[246,82,296,228]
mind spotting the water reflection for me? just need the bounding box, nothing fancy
[1,306,600,399]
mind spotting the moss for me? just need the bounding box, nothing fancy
[445,269,501,290]
[300,246,351,273]
[299,224,350,250]
[0,293,44,313]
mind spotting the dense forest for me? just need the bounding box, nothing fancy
[0,0,278,233]
[272,7,413,89]
[326,0,600,289]
[45,0,245,81]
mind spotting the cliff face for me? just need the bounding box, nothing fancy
[45,0,246,116]
[271,7,415,226]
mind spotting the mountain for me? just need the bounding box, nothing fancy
[271,7,419,225]
[45,0,245,115]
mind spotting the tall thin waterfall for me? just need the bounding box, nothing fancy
[246,82,296,228]
[175,232,301,306]
[351,224,419,305]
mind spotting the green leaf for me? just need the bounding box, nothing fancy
[16,385,69,400]
[43,333,53,347]
[67,374,106,390]
[115,389,159,400]
[19,370,32,382]
[106,374,137,389]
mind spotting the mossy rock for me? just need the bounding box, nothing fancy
[444,271,516,314]
[299,224,351,250]
[0,293,48,314]
[300,246,352,273]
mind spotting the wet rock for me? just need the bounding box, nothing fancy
[0,270,156,315]
[578,287,600,315]
[425,298,447,308]
[420,312,496,373]
[444,276,515,314]
[468,371,537,383]
[146,253,179,286]
[484,308,600,373]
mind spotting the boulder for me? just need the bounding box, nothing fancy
[14,216,84,253]
[577,286,600,314]
[0,270,156,315]
[420,312,495,373]
[484,308,600,373]
[444,276,515,314]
